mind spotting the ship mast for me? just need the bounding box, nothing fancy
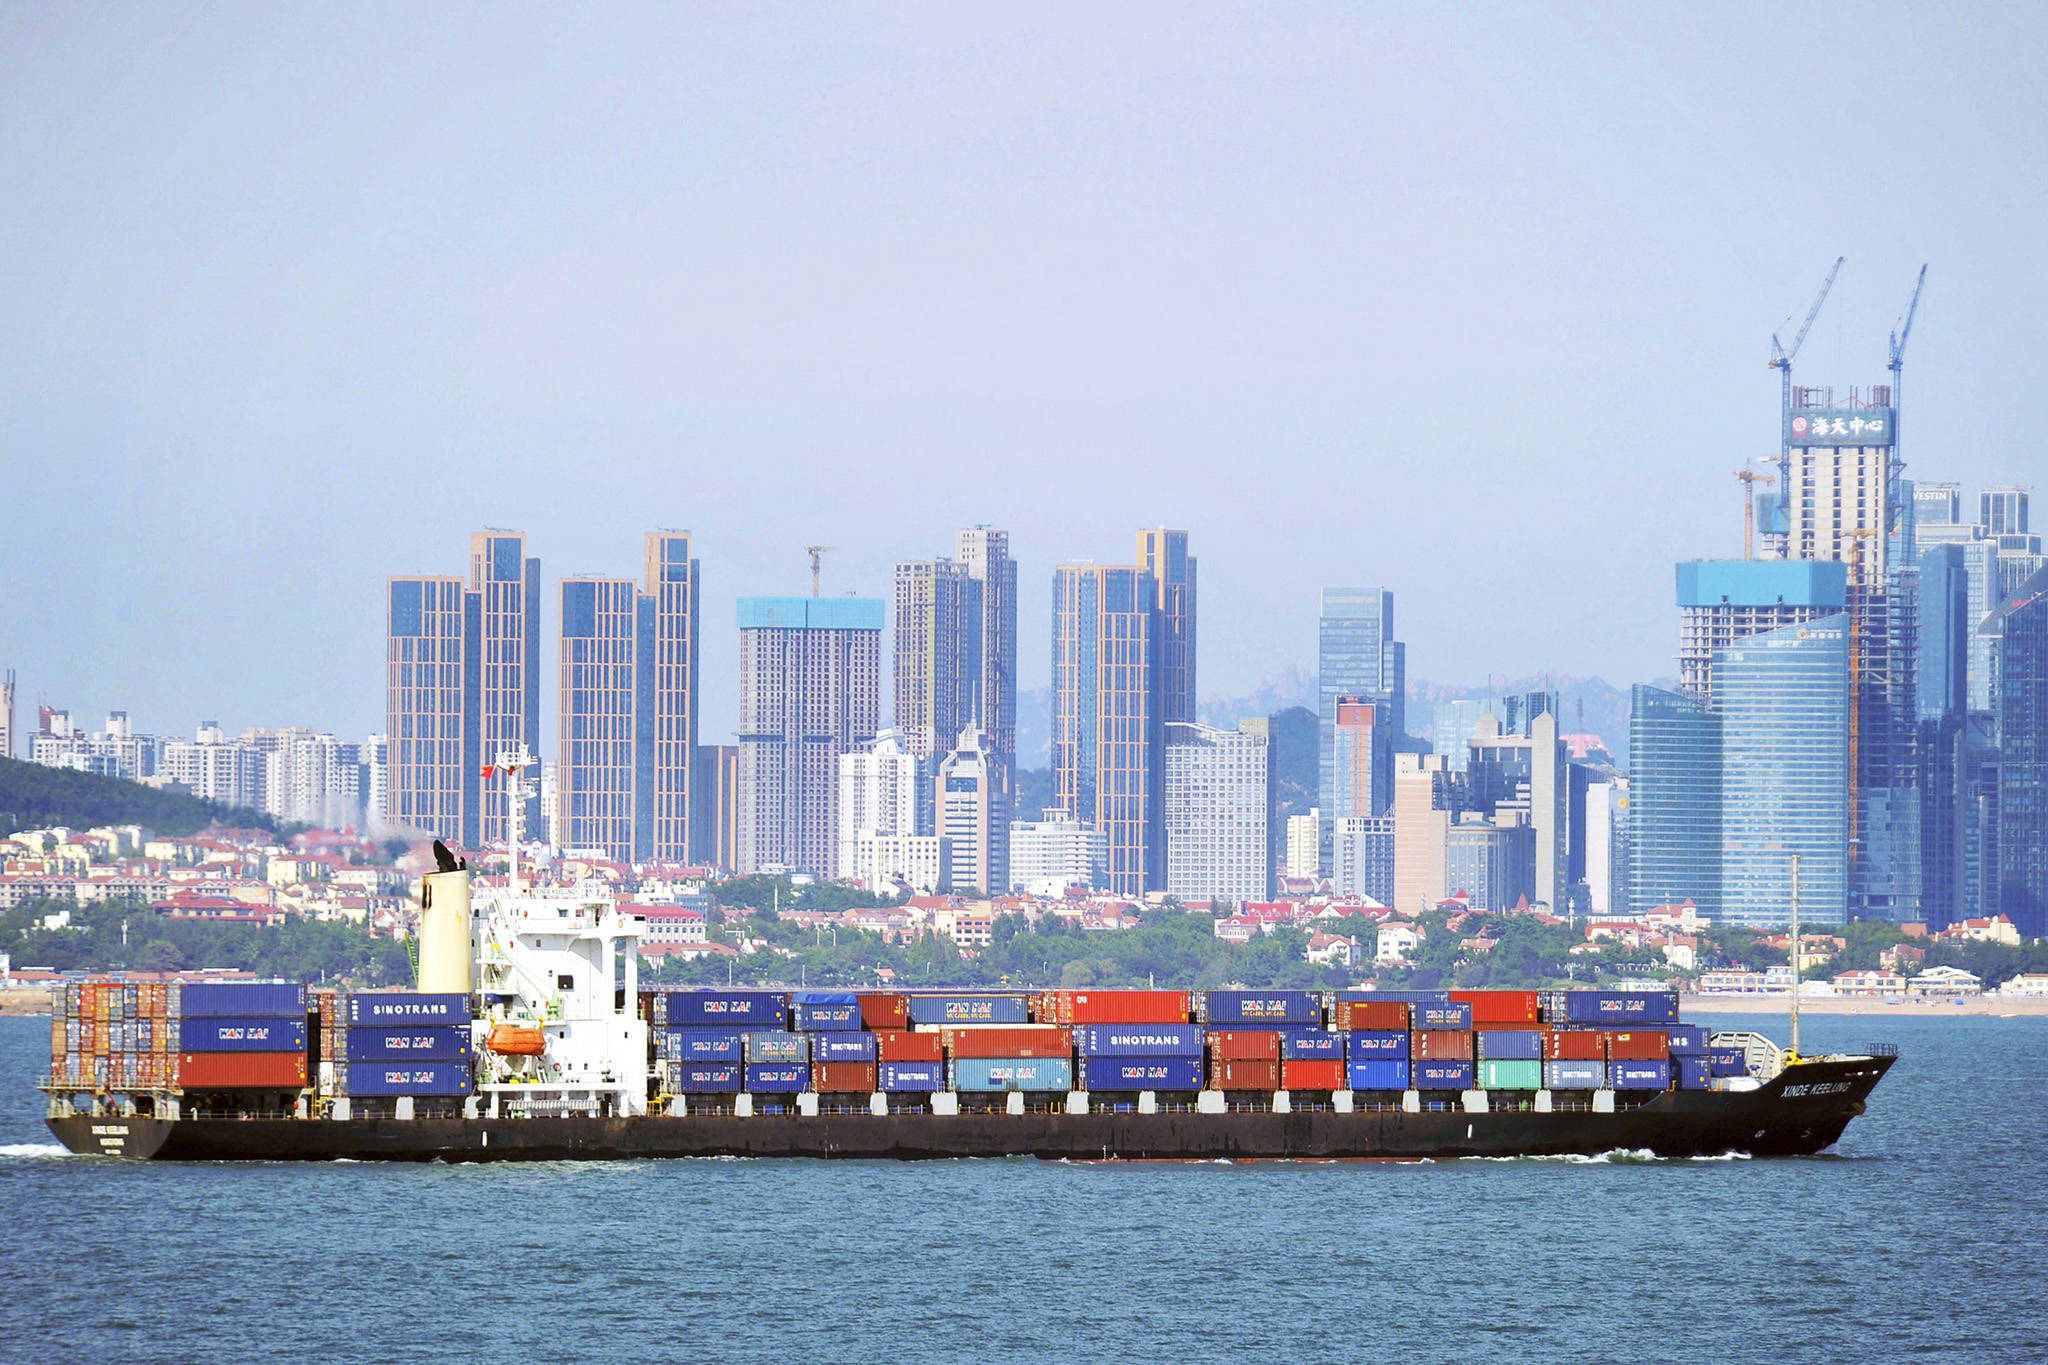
[498,745,537,894]
[1788,852,1801,1058]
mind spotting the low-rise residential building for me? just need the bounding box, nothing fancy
[1833,968,1907,997]
[1908,965,1983,998]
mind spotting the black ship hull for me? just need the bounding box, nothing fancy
[46,1056,1892,1163]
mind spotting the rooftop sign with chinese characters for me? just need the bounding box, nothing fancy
[1790,408,1895,447]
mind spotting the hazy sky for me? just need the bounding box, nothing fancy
[4,4,2045,749]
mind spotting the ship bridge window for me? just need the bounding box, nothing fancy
[557,974,575,991]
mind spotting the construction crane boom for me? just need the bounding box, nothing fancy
[1771,256,1845,373]
[804,546,839,598]
[1768,257,1846,553]
[1889,264,1927,374]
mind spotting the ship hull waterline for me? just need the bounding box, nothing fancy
[47,1056,1890,1163]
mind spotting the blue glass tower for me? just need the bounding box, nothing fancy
[1626,685,1720,919]
[1995,566,2048,938]
[1715,615,1851,929]
[1319,588,1402,867]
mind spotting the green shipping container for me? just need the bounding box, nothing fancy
[1479,1059,1544,1090]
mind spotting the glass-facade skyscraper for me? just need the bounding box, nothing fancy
[1319,588,1403,867]
[1052,563,1161,896]
[1996,565,2048,938]
[1715,615,1851,928]
[1626,685,1719,920]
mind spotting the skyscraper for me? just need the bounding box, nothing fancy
[1319,588,1403,866]
[555,533,700,864]
[1052,563,1161,896]
[936,725,1006,895]
[386,573,473,844]
[1163,720,1271,904]
[1391,752,1456,916]
[1981,485,2030,540]
[468,531,541,846]
[737,596,882,877]
[1994,566,2048,939]
[1465,709,1570,913]
[1626,686,1720,921]
[0,669,13,761]
[1715,615,1851,929]
[1676,560,1847,702]
[838,729,920,881]
[1331,697,1391,818]
[1137,529,1197,724]
[895,528,1019,823]
[955,527,1018,773]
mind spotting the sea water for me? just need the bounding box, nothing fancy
[2,1010,2042,1363]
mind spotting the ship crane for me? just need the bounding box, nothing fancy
[1737,462,1777,560]
[1769,257,1845,546]
[805,545,838,598]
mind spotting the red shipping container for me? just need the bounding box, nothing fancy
[1545,1029,1607,1061]
[811,1062,878,1093]
[942,1027,1074,1058]
[1411,1030,1476,1061]
[857,993,910,1030]
[1207,1030,1282,1062]
[1037,990,1190,1025]
[1451,990,1541,1026]
[1333,1000,1409,1031]
[1605,1030,1670,1061]
[874,1030,944,1063]
[1210,1059,1281,1091]
[176,1052,307,1088]
[1281,1059,1346,1091]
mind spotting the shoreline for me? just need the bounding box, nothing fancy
[1680,993,2048,1017]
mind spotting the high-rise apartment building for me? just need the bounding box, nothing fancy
[736,596,882,878]
[468,531,541,846]
[1331,815,1395,904]
[386,573,472,843]
[1319,588,1404,866]
[1,669,13,761]
[1995,566,2048,938]
[385,532,540,848]
[1163,720,1270,905]
[936,725,1006,896]
[1008,809,1108,895]
[555,533,701,864]
[1136,529,1197,724]
[1283,809,1321,882]
[691,744,740,871]
[1052,562,1162,896]
[955,527,1018,772]
[1582,777,1627,917]
[1391,752,1456,916]
[837,730,920,881]
[895,528,1019,827]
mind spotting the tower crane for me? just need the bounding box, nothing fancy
[1737,461,1777,560]
[1768,257,1846,544]
[804,546,838,598]
[1886,265,1928,533]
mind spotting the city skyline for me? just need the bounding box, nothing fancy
[9,10,2045,746]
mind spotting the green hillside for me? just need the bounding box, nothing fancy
[0,755,278,838]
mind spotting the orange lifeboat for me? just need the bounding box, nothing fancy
[488,1024,546,1056]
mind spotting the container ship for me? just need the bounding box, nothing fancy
[42,826,1893,1163]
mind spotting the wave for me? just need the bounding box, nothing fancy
[0,1143,72,1159]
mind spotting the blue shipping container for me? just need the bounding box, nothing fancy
[1335,990,1449,1003]
[1611,1059,1673,1090]
[179,1017,308,1053]
[743,1031,810,1063]
[344,992,470,1026]
[346,1061,473,1096]
[1081,1055,1204,1091]
[1665,1025,1711,1056]
[674,1063,743,1093]
[951,1057,1075,1092]
[1202,990,1323,1025]
[664,991,790,1029]
[744,1062,809,1092]
[1543,1060,1606,1090]
[905,994,1030,1025]
[1412,1059,1474,1090]
[878,1061,943,1092]
[1476,1029,1544,1061]
[1281,1030,1345,1059]
[1707,1046,1748,1077]
[664,1029,743,1062]
[1676,1056,1714,1090]
[347,1026,471,1061]
[1346,1059,1411,1091]
[792,999,862,1032]
[810,1031,878,1062]
[1414,1002,1474,1030]
[1562,991,1680,1026]
[180,982,307,1018]
[1072,1024,1205,1057]
[1347,1029,1411,1059]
